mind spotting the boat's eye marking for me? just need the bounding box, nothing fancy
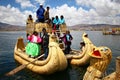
[101,49,103,51]
[102,47,108,52]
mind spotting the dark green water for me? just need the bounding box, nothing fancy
[0,31,119,80]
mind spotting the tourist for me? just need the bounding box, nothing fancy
[61,33,66,44]
[26,14,33,24]
[59,15,65,24]
[80,41,85,53]
[40,28,49,59]
[26,14,34,37]
[60,30,73,54]
[51,17,55,33]
[25,31,42,58]
[44,6,50,22]
[36,4,45,23]
[53,15,60,30]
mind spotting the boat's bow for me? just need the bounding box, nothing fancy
[14,36,67,74]
[68,32,96,66]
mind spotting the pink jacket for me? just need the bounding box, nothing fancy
[27,35,42,43]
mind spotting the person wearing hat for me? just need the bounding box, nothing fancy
[36,4,45,23]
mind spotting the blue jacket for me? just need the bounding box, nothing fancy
[36,7,45,19]
[53,18,60,25]
[59,18,65,24]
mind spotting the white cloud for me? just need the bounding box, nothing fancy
[49,1,120,26]
[16,0,33,8]
[76,0,120,16]
[35,0,45,5]
[50,4,81,26]
[0,0,120,26]
[0,4,35,26]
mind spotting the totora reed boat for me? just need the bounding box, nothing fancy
[66,32,95,66]
[66,32,111,68]
[14,34,68,75]
[12,21,111,77]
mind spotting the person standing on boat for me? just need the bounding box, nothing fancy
[40,28,49,59]
[60,30,73,54]
[44,6,50,22]
[26,31,42,58]
[36,4,45,23]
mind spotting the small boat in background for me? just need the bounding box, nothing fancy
[102,27,120,35]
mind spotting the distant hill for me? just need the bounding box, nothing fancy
[0,22,120,31]
[69,24,120,31]
[0,22,25,31]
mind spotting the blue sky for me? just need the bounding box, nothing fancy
[0,0,120,26]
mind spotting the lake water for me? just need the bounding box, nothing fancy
[0,31,120,80]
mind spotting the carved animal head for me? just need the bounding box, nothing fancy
[89,46,112,59]
[83,46,112,80]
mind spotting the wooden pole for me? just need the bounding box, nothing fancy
[116,56,120,80]
[5,54,44,76]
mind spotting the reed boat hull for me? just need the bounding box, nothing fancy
[68,33,111,69]
[14,37,67,74]
[66,33,95,66]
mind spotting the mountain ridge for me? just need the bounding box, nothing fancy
[0,22,25,31]
[69,24,120,31]
[0,22,120,31]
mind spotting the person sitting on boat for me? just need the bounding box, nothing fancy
[40,28,49,59]
[26,14,33,24]
[51,17,56,33]
[80,41,85,53]
[26,14,34,37]
[51,17,54,27]
[59,15,65,25]
[36,4,45,23]
[60,30,73,54]
[53,15,60,30]
[26,31,42,58]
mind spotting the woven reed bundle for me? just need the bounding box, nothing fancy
[60,24,67,33]
[35,23,52,33]
[26,23,35,35]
